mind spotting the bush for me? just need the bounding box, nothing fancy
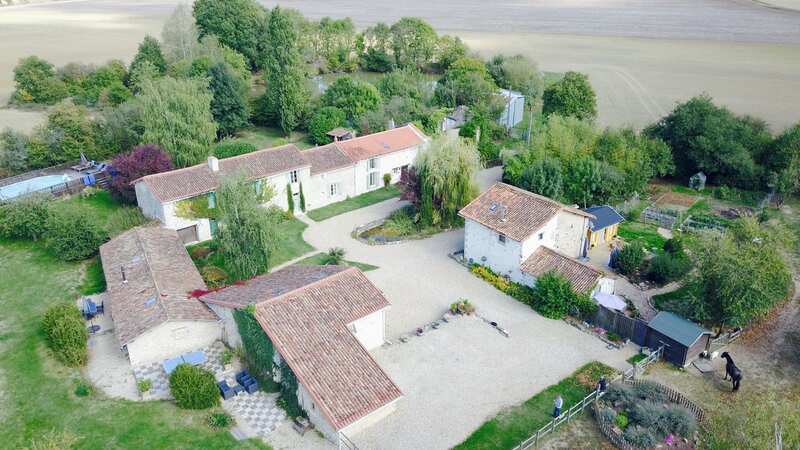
[200,265,229,288]
[42,303,88,366]
[0,194,51,240]
[629,401,663,428]
[615,412,629,429]
[632,381,667,403]
[213,141,256,159]
[169,364,219,410]
[207,411,233,429]
[598,406,617,424]
[382,207,418,237]
[74,381,92,397]
[532,271,576,319]
[383,173,391,188]
[663,237,684,254]
[616,241,645,276]
[646,251,691,284]
[623,425,658,448]
[137,379,152,393]
[605,384,636,407]
[606,332,623,342]
[659,405,697,437]
[190,245,213,260]
[45,209,107,261]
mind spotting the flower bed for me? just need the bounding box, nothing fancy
[594,379,703,449]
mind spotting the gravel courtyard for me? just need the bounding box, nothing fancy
[296,168,636,449]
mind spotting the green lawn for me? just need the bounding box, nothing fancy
[230,126,313,150]
[626,353,648,365]
[454,362,617,450]
[78,257,106,295]
[618,221,667,250]
[651,284,698,318]
[295,252,378,272]
[306,186,401,221]
[0,195,268,448]
[188,217,314,286]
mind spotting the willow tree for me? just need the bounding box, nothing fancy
[216,175,278,281]
[415,136,480,227]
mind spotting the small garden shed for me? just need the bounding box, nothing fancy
[645,311,712,367]
[689,171,707,190]
[582,205,625,248]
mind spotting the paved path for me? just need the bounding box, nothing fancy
[280,167,638,449]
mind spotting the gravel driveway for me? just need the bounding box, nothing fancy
[295,168,636,449]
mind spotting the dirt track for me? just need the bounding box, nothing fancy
[1,0,799,130]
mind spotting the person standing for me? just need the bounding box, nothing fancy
[553,394,563,418]
[597,375,607,394]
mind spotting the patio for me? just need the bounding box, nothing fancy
[132,341,230,400]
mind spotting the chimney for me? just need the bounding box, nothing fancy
[207,156,219,172]
[387,118,396,130]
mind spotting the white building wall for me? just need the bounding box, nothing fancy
[520,215,558,262]
[552,211,589,258]
[307,166,357,211]
[348,309,385,351]
[125,320,222,366]
[162,201,213,243]
[134,182,166,222]
[297,382,339,441]
[463,219,523,280]
[207,304,242,348]
[340,398,400,439]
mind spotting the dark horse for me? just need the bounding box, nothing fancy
[720,352,742,391]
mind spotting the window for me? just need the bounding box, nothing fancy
[289,170,298,183]
[498,234,506,244]
[254,179,263,195]
[368,172,379,187]
[329,183,340,196]
[392,167,400,175]
[368,158,378,170]
[538,232,544,241]
[207,192,216,209]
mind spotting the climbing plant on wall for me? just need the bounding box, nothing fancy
[232,306,278,392]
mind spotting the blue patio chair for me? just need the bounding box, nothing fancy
[244,380,259,394]
[218,381,234,400]
[235,370,250,385]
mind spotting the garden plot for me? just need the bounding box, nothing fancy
[654,192,698,211]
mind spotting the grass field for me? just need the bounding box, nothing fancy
[306,186,401,221]
[230,126,314,150]
[454,362,617,450]
[0,193,268,449]
[295,252,379,272]
[617,221,667,250]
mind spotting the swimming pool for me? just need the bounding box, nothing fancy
[0,174,71,200]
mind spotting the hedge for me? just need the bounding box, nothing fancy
[0,194,51,240]
[169,364,219,410]
[42,303,88,366]
[45,208,107,261]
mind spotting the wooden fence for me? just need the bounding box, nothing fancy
[510,347,664,450]
[3,171,109,202]
[640,206,680,228]
[591,305,649,346]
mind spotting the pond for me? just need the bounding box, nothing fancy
[0,174,71,200]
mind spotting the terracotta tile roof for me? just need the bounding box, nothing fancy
[252,267,402,430]
[459,182,594,242]
[302,144,354,175]
[134,144,309,202]
[520,246,602,293]
[99,226,217,346]
[200,265,350,308]
[336,124,426,162]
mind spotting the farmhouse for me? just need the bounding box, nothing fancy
[200,265,402,443]
[134,124,428,243]
[460,182,614,294]
[98,226,222,366]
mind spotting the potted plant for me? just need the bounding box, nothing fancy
[221,349,234,372]
[137,379,152,400]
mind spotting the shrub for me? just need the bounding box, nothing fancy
[382,207,418,237]
[137,379,152,393]
[663,237,684,254]
[632,381,667,403]
[605,384,636,407]
[106,207,149,236]
[323,247,346,265]
[606,332,623,342]
[213,141,256,159]
[623,425,658,448]
[617,241,645,276]
[383,173,391,188]
[200,265,229,288]
[573,291,598,320]
[531,271,575,319]
[42,303,88,366]
[74,381,92,397]
[169,364,219,410]
[659,405,697,437]
[629,401,663,428]
[45,209,107,261]
[0,194,51,240]
[207,411,233,429]
[221,349,234,366]
[190,245,213,260]
[646,251,691,284]
[598,407,616,424]
[615,412,629,429]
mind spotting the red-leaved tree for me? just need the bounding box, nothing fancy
[109,144,173,203]
[399,167,420,208]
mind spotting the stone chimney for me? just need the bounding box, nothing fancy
[207,156,219,172]
[387,118,396,130]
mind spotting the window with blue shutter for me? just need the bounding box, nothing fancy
[208,192,216,209]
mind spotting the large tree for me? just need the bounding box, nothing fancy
[413,136,480,227]
[27,100,96,168]
[0,128,29,176]
[689,218,792,332]
[161,2,201,63]
[262,6,309,136]
[646,95,771,189]
[128,35,167,80]
[308,106,346,145]
[434,57,497,109]
[12,56,68,104]
[208,62,249,137]
[216,175,278,281]
[192,0,267,68]
[390,17,438,70]
[542,71,597,122]
[138,77,217,167]
[312,17,357,72]
[109,144,173,204]
[320,76,381,123]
